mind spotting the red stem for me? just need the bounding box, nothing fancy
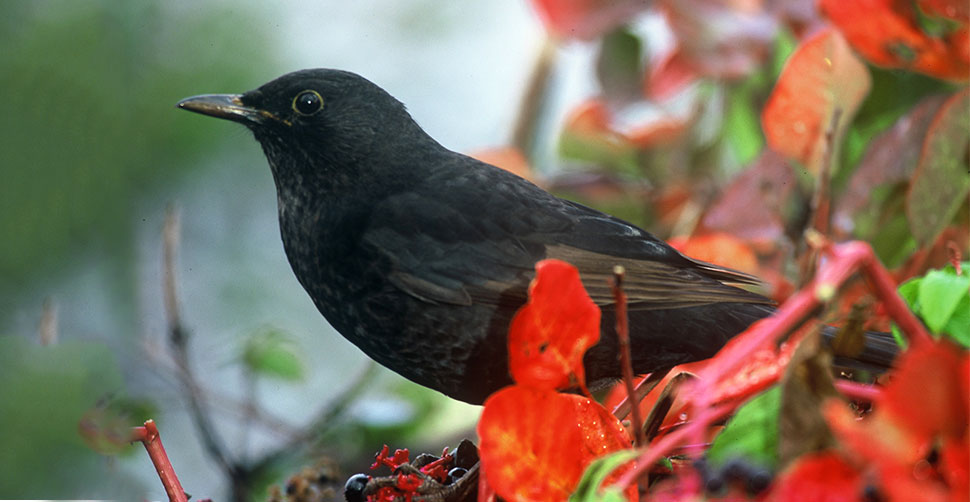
[610,239,923,494]
[612,267,645,447]
[612,402,734,489]
[834,380,882,403]
[131,420,188,502]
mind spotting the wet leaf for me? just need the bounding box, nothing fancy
[762,27,871,172]
[478,388,629,502]
[508,259,601,390]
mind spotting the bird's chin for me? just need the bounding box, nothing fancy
[177,93,265,126]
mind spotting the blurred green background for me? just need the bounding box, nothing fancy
[0,1,543,499]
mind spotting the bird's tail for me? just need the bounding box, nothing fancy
[820,325,900,374]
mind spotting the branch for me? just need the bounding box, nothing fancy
[131,420,188,502]
[162,206,237,477]
[611,266,644,447]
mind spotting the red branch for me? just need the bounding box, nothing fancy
[610,240,928,492]
[131,420,188,502]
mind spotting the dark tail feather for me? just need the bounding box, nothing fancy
[820,325,899,373]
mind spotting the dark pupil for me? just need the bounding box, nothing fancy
[296,92,320,114]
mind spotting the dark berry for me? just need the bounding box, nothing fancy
[745,468,772,494]
[704,473,725,494]
[344,473,370,502]
[447,467,468,484]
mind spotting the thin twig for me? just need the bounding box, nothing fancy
[611,367,671,421]
[611,266,644,447]
[250,360,381,472]
[162,205,237,477]
[38,297,58,346]
[799,108,843,286]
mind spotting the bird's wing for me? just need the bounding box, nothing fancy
[361,157,772,310]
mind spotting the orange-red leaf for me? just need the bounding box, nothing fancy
[477,387,630,502]
[762,27,871,172]
[771,451,863,502]
[667,232,759,276]
[508,259,601,390]
[821,0,970,81]
[880,339,969,443]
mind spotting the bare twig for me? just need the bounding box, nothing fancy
[611,266,644,447]
[250,361,380,472]
[38,297,58,346]
[611,366,671,421]
[799,108,843,286]
[162,205,236,477]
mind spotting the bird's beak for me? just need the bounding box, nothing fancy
[176,94,262,125]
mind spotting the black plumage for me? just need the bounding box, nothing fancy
[177,69,883,404]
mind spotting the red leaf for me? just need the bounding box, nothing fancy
[529,0,651,41]
[477,387,629,502]
[771,451,864,502]
[762,27,871,172]
[667,232,759,276]
[821,0,970,81]
[833,94,948,239]
[658,0,777,82]
[508,259,601,390]
[646,49,700,100]
[940,436,970,498]
[700,149,795,247]
[880,339,969,444]
[906,88,970,245]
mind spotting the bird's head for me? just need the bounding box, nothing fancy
[178,69,427,185]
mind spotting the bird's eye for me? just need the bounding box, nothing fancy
[292,90,323,115]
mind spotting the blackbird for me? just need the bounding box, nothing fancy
[178,69,894,404]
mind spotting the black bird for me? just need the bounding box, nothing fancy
[177,69,892,404]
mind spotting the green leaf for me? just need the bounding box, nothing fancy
[724,84,764,166]
[941,292,970,347]
[242,329,305,381]
[570,449,638,502]
[917,268,970,334]
[596,27,643,101]
[906,90,970,245]
[708,386,780,469]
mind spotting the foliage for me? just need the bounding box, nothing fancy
[471,0,970,500]
[896,263,970,347]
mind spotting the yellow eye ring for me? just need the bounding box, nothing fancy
[292,90,323,115]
